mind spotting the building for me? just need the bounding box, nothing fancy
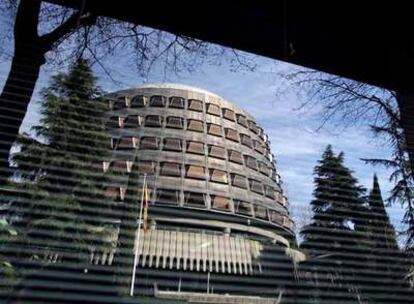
[104,84,304,303]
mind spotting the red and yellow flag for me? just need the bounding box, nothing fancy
[142,180,149,232]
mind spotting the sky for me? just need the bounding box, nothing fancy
[0,11,405,240]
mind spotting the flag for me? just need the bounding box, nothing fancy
[142,179,149,232]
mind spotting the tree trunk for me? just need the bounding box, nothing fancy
[0,0,44,185]
[0,50,44,184]
[396,91,414,174]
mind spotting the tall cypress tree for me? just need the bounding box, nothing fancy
[300,145,368,303]
[11,59,114,264]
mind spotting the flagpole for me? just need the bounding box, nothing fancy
[130,173,147,296]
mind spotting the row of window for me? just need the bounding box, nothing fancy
[110,137,274,178]
[107,114,268,154]
[109,95,268,142]
[104,186,291,229]
[104,159,279,200]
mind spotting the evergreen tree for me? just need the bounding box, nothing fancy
[10,59,114,263]
[300,145,368,303]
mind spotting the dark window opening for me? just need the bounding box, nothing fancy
[169,96,185,108]
[140,137,160,150]
[235,200,252,216]
[222,108,236,121]
[166,116,184,129]
[254,205,268,220]
[207,123,222,137]
[124,115,143,128]
[231,174,247,189]
[210,169,228,184]
[245,155,258,170]
[118,137,138,149]
[212,196,231,211]
[138,161,156,174]
[209,145,226,159]
[187,141,204,155]
[237,114,248,127]
[160,162,181,177]
[156,189,180,205]
[150,95,166,107]
[188,99,203,112]
[240,134,253,148]
[130,95,146,108]
[163,138,182,152]
[249,179,264,194]
[187,119,204,132]
[225,128,239,142]
[228,150,243,164]
[207,104,220,116]
[184,192,206,208]
[185,165,206,180]
[145,115,163,127]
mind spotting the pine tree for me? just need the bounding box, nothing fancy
[11,59,114,263]
[300,145,368,303]
[363,175,413,303]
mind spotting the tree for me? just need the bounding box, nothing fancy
[0,0,254,184]
[287,70,414,251]
[362,174,412,303]
[300,145,368,303]
[10,58,114,267]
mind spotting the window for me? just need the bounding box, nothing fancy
[130,95,146,108]
[249,179,264,194]
[112,97,127,110]
[211,196,231,211]
[111,160,132,174]
[248,120,260,134]
[107,116,123,128]
[140,137,160,150]
[187,141,204,155]
[165,116,184,129]
[184,192,205,207]
[185,165,206,180]
[118,137,138,149]
[156,189,180,205]
[254,205,268,220]
[163,138,182,152]
[264,185,275,199]
[187,119,204,132]
[231,174,247,189]
[188,99,203,112]
[145,115,163,127]
[105,186,126,201]
[253,140,266,154]
[269,210,283,224]
[209,145,226,159]
[228,150,243,164]
[207,123,222,137]
[149,95,166,107]
[258,162,270,176]
[124,115,143,128]
[169,96,185,108]
[222,108,236,121]
[240,134,252,148]
[225,128,239,142]
[210,169,228,184]
[245,155,258,170]
[207,103,220,116]
[237,114,248,127]
[137,161,156,174]
[235,200,252,216]
[160,162,181,177]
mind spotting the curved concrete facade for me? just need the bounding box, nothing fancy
[104,84,301,301]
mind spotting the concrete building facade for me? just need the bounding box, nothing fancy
[104,84,303,303]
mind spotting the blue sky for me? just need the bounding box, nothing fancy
[0,14,404,240]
